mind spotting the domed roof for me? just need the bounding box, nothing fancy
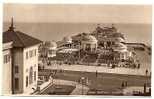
[82,35,97,43]
[63,36,72,43]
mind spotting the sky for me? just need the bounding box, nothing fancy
[3,4,152,24]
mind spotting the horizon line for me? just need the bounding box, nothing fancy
[3,21,152,24]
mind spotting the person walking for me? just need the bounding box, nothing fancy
[138,63,140,69]
[121,81,125,88]
[144,83,146,94]
[146,69,148,76]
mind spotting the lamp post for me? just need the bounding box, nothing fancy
[95,70,98,95]
[50,72,54,84]
[81,77,85,95]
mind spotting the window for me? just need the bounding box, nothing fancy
[32,50,34,57]
[4,54,10,64]
[15,65,19,73]
[34,71,36,81]
[26,76,28,87]
[15,78,19,90]
[29,67,33,84]
[29,51,33,58]
[35,49,37,56]
[27,49,37,58]
[26,52,28,59]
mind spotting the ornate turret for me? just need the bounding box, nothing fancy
[8,17,15,31]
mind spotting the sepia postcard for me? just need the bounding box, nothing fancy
[2,3,152,96]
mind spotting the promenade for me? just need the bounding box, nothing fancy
[45,64,151,76]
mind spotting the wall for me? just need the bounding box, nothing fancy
[23,44,39,94]
[2,48,12,95]
[12,48,24,94]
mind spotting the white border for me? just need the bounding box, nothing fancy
[0,0,153,99]
[2,0,154,4]
[0,1,3,97]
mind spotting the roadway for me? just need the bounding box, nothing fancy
[40,69,151,94]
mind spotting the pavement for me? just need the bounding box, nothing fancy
[123,86,150,96]
[37,79,89,95]
[53,79,89,95]
[70,83,89,95]
[45,64,151,76]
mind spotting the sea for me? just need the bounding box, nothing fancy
[3,23,152,45]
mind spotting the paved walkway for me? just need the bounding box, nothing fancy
[38,79,89,95]
[53,79,89,95]
[45,64,151,76]
[70,83,89,95]
[123,86,150,96]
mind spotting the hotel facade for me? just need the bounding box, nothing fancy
[2,19,42,95]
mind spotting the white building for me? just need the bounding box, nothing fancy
[112,43,128,60]
[2,18,42,94]
[81,34,98,52]
[47,41,57,58]
[2,42,13,95]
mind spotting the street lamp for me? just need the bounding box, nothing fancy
[95,70,98,95]
[81,77,85,95]
[49,72,54,84]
